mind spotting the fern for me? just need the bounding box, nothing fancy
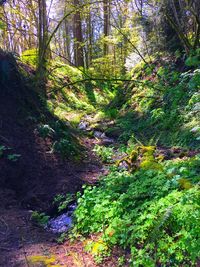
[147,205,173,243]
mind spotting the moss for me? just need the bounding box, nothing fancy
[116,149,139,171]
[156,154,165,162]
[28,255,61,267]
[84,238,108,256]
[178,178,193,189]
[140,159,162,170]
[139,146,163,171]
[116,146,163,172]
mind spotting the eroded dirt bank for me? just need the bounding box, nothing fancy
[0,53,106,266]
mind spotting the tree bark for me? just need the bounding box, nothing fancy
[73,0,84,67]
[103,0,110,56]
[37,0,49,92]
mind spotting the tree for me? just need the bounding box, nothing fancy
[37,0,49,90]
[103,0,110,55]
[73,0,84,67]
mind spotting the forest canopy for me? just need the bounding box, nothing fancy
[0,0,200,74]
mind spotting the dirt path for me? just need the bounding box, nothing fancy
[0,64,109,266]
[0,190,99,267]
[0,132,107,267]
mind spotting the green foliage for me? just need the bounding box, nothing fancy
[53,138,79,159]
[31,211,50,226]
[73,155,200,266]
[185,50,200,67]
[21,49,38,67]
[110,60,200,148]
[37,120,82,159]
[38,124,55,139]
[103,108,119,119]
[150,108,165,122]
[0,20,6,30]
[84,239,110,264]
[130,187,200,266]
[0,145,21,161]
[89,55,122,78]
[53,193,74,212]
[56,233,68,244]
[117,256,126,267]
[7,153,21,162]
[93,145,114,163]
[47,62,117,123]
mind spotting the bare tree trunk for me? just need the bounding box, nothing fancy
[64,16,71,63]
[86,7,92,67]
[73,0,84,67]
[103,0,110,56]
[37,0,49,92]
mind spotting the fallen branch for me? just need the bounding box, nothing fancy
[48,78,144,94]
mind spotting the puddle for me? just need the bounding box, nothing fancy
[46,204,76,234]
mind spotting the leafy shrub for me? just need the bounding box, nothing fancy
[53,193,74,212]
[130,187,200,266]
[53,138,78,158]
[151,108,165,122]
[31,211,50,226]
[38,124,55,139]
[44,120,82,159]
[90,55,121,78]
[73,155,200,266]
[185,49,200,67]
[93,145,114,163]
[111,60,200,148]
[105,108,119,119]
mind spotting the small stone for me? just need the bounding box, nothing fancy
[78,122,88,130]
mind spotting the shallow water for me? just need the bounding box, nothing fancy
[47,204,76,233]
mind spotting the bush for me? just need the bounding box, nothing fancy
[73,155,200,266]
[93,145,114,163]
[31,211,50,226]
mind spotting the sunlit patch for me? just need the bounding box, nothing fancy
[28,255,61,267]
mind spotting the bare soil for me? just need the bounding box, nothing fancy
[0,56,108,266]
[0,91,106,266]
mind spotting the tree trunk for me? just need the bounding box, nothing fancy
[37,0,49,92]
[64,16,71,64]
[103,0,110,56]
[73,0,84,67]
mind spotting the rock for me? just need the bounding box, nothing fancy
[94,131,105,138]
[47,213,72,233]
[47,204,76,234]
[78,121,88,130]
[101,138,115,145]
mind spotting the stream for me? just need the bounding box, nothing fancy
[46,204,76,233]
[45,117,114,234]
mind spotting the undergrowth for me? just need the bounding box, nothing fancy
[73,154,200,266]
[19,46,200,267]
[106,55,200,148]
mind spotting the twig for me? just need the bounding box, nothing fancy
[0,246,12,251]
[48,78,143,94]
[0,218,9,234]
[21,236,30,267]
